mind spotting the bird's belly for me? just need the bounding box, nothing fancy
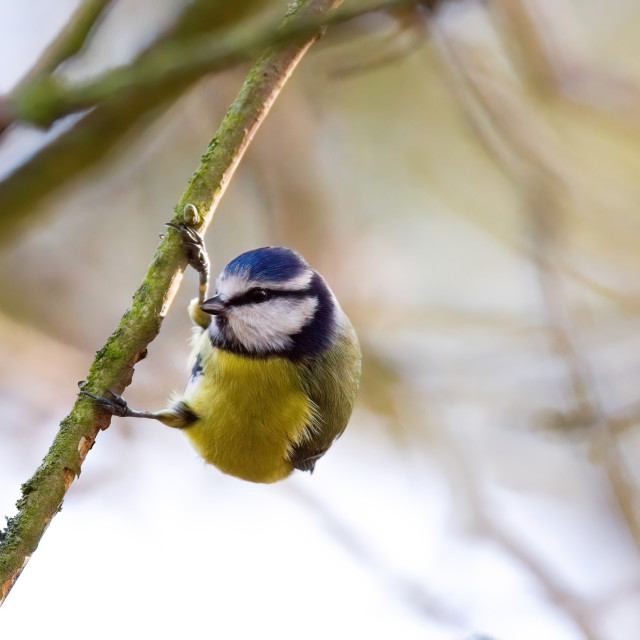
[182,346,314,483]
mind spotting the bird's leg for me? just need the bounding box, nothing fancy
[165,222,209,304]
[80,389,194,429]
[165,218,211,330]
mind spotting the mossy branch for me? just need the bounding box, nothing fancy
[0,0,342,606]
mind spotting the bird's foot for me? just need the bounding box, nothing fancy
[80,388,131,417]
[165,221,209,278]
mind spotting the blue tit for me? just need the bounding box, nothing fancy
[84,221,361,483]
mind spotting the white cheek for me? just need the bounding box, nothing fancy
[227,297,317,353]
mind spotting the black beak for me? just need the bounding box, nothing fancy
[200,295,227,315]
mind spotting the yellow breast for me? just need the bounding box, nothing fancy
[182,333,315,483]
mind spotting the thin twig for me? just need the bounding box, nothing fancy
[0,0,342,606]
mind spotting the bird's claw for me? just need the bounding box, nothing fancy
[165,222,209,276]
[80,389,129,417]
[165,222,203,247]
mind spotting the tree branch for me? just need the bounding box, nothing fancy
[0,0,342,606]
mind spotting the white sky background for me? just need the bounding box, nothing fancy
[1,2,640,639]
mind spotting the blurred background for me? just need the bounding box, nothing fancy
[2,1,640,638]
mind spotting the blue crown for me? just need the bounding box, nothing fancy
[223,247,307,282]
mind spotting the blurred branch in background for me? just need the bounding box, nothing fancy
[525,185,640,554]
[288,482,466,631]
[363,345,638,639]
[0,0,276,238]
[431,1,640,307]
[9,0,114,97]
[446,431,601,640]
[0,0,343,605]
[4,1,418,131]
[489,0,640,122]
[0,0,414,240]
[430,0,640,557]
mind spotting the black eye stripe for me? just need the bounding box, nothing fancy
[228,288,310,307]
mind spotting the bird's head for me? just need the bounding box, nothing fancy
[201,247,337,358]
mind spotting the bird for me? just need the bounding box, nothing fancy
[82,219,361,483]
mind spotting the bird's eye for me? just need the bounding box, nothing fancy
[249,288,268,303]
